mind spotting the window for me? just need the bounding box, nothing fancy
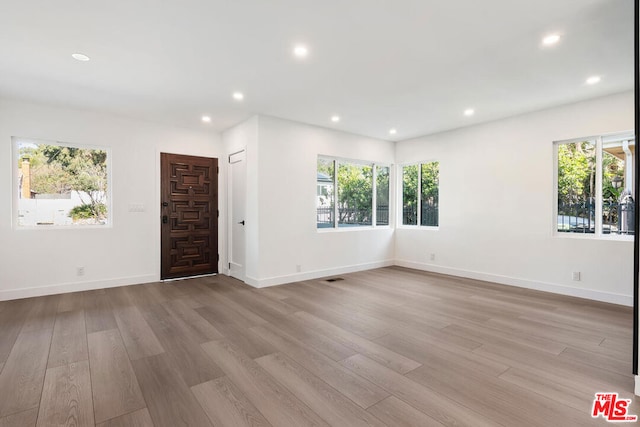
[316,158,335,228]
[555,132,634,236]
[402,161,439,226]
[14,138,110,227]
[376,166,390,226]
[316,156,390,229]
[402,165,418,225]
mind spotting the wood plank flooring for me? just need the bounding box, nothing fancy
[0,266,635,426]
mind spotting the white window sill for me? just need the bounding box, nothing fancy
[317,225,392,233]
[553,232,633,242]
[397,225,439,231]
[15,224,112,231]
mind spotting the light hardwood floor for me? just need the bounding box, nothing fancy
[0,266,635,426]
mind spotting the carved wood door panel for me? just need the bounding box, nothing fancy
[161,153,218,279]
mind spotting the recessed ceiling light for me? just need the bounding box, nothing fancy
[201,116,211,123]
[71,53,90,62]
[293,45,308,58]
[542,34,561,46]
[464,108,475,116]
[331,115,340,123]
[586,76,601,85]
[389,128,397,135]
[232,92,244,101]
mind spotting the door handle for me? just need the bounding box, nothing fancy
[163,215,168,224]
[238,220,245,225]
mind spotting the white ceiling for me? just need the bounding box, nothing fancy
[0,0,633,141]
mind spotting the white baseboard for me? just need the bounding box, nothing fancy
[0,259,632,308]
[0,274,158,301]
[394,259,632,306]
[244,259,395,288]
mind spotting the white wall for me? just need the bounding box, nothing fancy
[243,115,396,287]
[0,98,224,300]
[2,94,634,305]
[395,91,635,305]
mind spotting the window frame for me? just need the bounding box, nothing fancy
[398,160,440,229]
[12,137,113,230]
[316,155,392,231]
[553,131,634,241]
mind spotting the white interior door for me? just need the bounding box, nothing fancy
[228,150,246,281]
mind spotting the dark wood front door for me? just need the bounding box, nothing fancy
[161,153,218,279]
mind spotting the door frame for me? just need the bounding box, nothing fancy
[632,0,638,380]
[227,148,247,282]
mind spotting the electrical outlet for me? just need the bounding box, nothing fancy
[296,264,302,273]
[77,267,85,276]
[430,253,436,261]
[572,271,581,281]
